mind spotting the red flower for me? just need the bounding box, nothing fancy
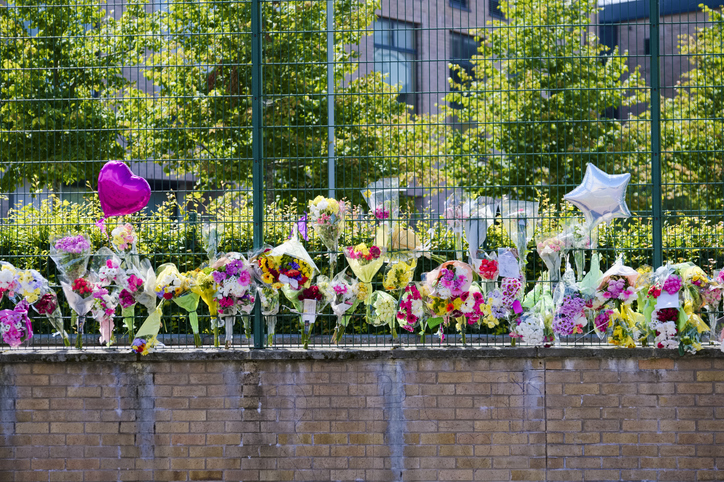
[369,246,381,258]
[163,292,174,300]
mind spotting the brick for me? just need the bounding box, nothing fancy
[639,358,675,370]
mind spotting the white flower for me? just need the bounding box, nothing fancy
[0,269,16,289]
[410,299,424,318]
[373,295,396,324]
[436,286,452,299]
[317,200,329,212]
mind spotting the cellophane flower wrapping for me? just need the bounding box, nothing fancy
[282,276,332,348]
[465,198,499,263]
[383,258,417,292]
[208,253,257,346]
[510,313,546,346]
[90,248,123,346]
[153,264,201,346]
[254,235,319,291]
[50,234,92,282]
[361,178,401,237]
[563,219,594,280]
[551,262,588,337]
[520,273,556,346]
[396,283,427,334]
[344,243,385,304]
[536,231,566,287]
[60,275,96,349]
[470,251,499,295]
[258,286,280,346]
[368,290,399,339]
[592,257,641,348]
[330,272,363,344]
[308,196,347,273]
[423,261,474,339]
[500,196,539,271]
[0,262,20,302]
[15,268,68,345]
[187,267,221,346]
[110,223,139,267]
[0,300,33,348]
[375,225,432,264]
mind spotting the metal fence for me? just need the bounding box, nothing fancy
[1,0,722,350]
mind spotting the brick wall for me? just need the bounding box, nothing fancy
[1,349,723,481]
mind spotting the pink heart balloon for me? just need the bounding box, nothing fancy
[97,161,151,217]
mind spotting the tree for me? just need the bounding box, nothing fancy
[0,0,149,192]
[123,0,411,206]
[650,5,723,212]
[444,0,646,203]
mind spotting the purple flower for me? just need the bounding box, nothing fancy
[54,235,91,254]
[119,289,136,309]
[237,270,251,286]
[212,271,227,284]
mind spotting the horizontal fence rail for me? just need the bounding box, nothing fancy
[0,0,722,351]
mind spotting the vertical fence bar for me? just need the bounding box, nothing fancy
[251,0,264,349]
[649,0,663,267]
[327,0,336,198]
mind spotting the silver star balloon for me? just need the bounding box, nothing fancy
[564,163,632,228]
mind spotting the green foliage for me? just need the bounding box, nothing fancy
[444,0,646,203]
[0,0,151,191]
[120,0,411,206]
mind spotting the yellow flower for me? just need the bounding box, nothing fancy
[272,282,282,290]
[357,283,369,301]
[262,273,273,284]
[312,195,325,206]
[328,198,339,213]
[452,298,463,310]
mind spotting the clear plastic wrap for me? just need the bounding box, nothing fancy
[500,196,539,270]
[0,300,33,348]
[329,272,362,345]
[344,243,385,305]
[551,261,588,337]
[536,232,566,287]
[367,290,399,341]
[50,234,92,282]
[282,276,333,349]
[258,286,280,346]
[308,196,348,276]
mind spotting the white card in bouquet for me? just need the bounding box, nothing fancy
[498,250,520,279]
[302,299,317,324]
[655,291,680,310]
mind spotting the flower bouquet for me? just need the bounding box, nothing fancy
[15,269,70,346]
[551,263,588,338]
[330,272,362,345]
[423,261,474,342]
[131,335,161,356]
[282,277,332,349]
[510,312,546,346]
[383,258,417,293]
[563,219,594,280]
[592,258,641,348]
[308,196,348,276]
[500,196,539,273]
[187,267,219,346]
[211,254,257,348]
[61,276,96,349]
[361,177,401,230]
[116,260,157,343]
[396,283,427,337]
[90,249,123,347]
[50,234,92,282]
[686,267,722,345]
[155,264,202,347]
[367,290,399,342]
[519,273,557,347]
[110,223,141,268]
[0,262,20,302]
[470,252,499,294]
[0,300,33,348]
[258,286,280,346]
[344,243,385,305]
[255,230,319,291]
[536,232,566,288]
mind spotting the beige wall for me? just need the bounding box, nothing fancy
[1,351,723,481]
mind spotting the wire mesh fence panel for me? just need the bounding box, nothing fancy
[0,0,722,350]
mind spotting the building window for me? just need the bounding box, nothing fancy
[489,0,504,18]
[450,0,469,10]
[449,32,479,109]
[373,18,417,110]
[644,38,650,55]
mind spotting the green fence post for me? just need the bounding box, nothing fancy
[251,0,264,349]
[649,0,662,268]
